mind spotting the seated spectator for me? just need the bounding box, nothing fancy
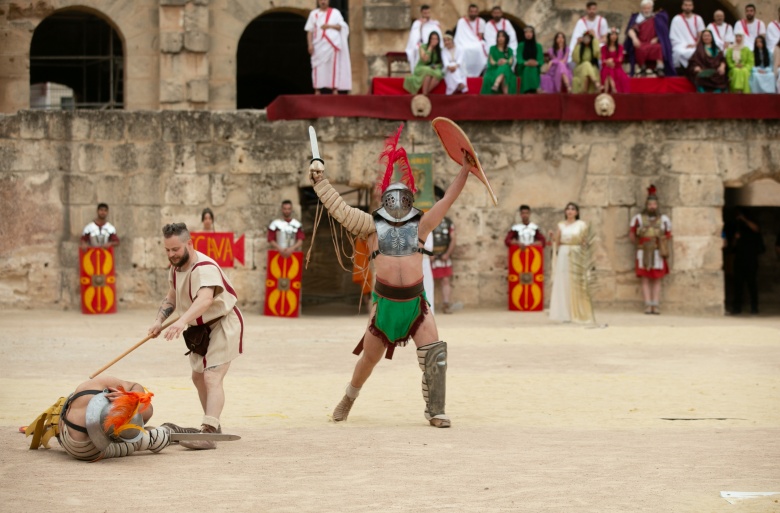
[775,39,780,92]
[540,32,572,93]
[601,28,630,93]
[726,32,753,93]
[625,0,675,77]
[707,10,734,52]
[403,31,444,95]
[517,26,543,93]
[405,5,442,71]
[687,29,728,92]
[442,32,468,94]
[573,32,601,92]
[480,30,516,94]
[750,35,776,92]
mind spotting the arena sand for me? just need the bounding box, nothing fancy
[0,308,778,513]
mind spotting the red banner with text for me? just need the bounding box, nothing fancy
[80,247,117,314]
[508,245,544,312]
[264,251,303,317]
[191,232,245,268]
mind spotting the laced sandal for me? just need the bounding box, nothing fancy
[332,395,355,422]
[429,418,451,428]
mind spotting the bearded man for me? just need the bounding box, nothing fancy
[148,222,244,449]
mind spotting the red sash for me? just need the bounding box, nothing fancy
[580,16,603,36]
[680,14,700,41]
[463,17,487,56]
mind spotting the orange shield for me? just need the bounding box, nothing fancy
[264,251,303,317]
[80,247,117,314]
[508,245,544,312]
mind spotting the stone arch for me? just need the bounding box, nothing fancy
[236,8,313,109]
[30,7,125,109]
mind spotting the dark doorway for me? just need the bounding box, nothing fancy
[298,184,371,313]
[237,11,312,109]
[30,10,124,109]
[654,0,738,25]
[723,186,780,316]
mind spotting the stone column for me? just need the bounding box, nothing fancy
[159,0,210,109]
[363,0,411,82]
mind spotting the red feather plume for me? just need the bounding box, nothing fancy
[102,386,154,433]
[377,124,416,194]
[647,184,657,196]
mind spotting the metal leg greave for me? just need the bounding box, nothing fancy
[417,341,450,427]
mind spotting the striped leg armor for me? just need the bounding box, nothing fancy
[417,341,451,428]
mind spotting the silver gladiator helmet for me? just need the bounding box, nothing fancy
[376,183,419,223]
[84,390,145,450]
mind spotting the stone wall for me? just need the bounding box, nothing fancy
[2,110,778,314]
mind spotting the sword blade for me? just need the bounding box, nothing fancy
[308,126,322,162]
[170,433,241,442]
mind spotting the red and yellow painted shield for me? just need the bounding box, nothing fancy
[508,245,544,311]
[79,247,117,314]
[263,250,303,317]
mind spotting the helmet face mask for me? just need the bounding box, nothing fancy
[382,185,415,221]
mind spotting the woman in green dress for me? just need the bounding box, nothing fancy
[516,26,544,93]
[403,32,444,94]
[725,32,753,93]
[480,30,516,94]
[572,32,601,93]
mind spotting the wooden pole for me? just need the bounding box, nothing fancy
[89,317,178,379]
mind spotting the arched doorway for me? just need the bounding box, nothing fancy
[30,10,124,109]
[723,181,780,315]
[237,10,312,109]
[654,0,739,25]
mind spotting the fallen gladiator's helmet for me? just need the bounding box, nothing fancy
[84,388,151,450]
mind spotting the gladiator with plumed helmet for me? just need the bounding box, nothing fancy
[307,124,478,428]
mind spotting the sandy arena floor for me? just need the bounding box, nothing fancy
[0,307,778,513]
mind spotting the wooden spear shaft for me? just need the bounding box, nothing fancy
[89,317,179,379]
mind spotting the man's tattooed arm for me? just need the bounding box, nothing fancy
[156,297,175,322]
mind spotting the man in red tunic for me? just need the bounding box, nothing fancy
[625,0,675,77]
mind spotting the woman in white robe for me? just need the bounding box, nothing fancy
[442,32,468,94]
[549,203,593,323]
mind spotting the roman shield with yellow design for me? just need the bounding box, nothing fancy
[263,250,303,317]
[508,245,544,311]
[80,247,117,314]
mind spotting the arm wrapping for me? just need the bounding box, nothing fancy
[313,179,375,239]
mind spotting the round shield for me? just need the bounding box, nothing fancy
[431,117,498,206]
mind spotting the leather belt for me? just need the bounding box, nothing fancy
[374,279,424,300]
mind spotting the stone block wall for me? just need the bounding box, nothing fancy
[2,110,778,314]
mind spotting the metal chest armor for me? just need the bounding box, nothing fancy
[512,222,539,246]
[374,213,423,257]
[432,217,453,256]
[269,219,301,249]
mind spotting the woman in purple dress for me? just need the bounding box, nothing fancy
[540,32,572,93]
[600,28,630,93]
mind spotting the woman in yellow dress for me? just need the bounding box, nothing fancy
[726,32,753,93]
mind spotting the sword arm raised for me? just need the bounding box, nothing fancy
[309,162,374,239]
